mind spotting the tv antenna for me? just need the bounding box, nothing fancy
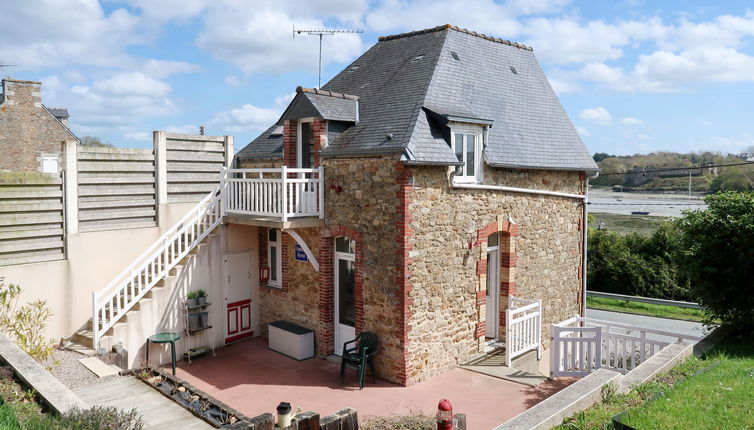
[293,26,363,88]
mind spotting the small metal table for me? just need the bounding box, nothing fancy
[146,332,181,375]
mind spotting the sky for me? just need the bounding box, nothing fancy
[2,0,754,156]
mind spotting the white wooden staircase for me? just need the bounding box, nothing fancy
[65,188,224,356]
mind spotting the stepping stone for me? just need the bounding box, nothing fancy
[78,357,120,378]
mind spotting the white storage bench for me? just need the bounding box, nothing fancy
[268,320,314,360]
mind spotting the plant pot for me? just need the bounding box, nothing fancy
[198,311,209,328]
[196,296,207,306]
[186,298,198,307]
[187,313,202,330]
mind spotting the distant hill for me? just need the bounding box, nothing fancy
[591,151,754,192]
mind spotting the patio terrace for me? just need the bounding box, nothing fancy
[170,338,573,430]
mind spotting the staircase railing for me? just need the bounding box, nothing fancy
[91,183,224,351]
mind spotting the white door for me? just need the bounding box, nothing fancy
[485,234,500,339]
[334,237,356,355]
[224,251,259,344]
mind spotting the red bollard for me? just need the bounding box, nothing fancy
[436,398,453,430]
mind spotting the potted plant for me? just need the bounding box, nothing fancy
[196,289,208,306]
[187,312,202,331]
[186,290,199,307]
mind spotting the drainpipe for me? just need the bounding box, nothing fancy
[581,172,599,317]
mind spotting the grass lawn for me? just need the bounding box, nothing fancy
[555,332,754,430]
[589,213,670,236]
[586,296,712,323]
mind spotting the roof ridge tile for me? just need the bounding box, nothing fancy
[378,24,533,51]
[296,86,359,100]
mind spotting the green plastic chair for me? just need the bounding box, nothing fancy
[339,331,379,389]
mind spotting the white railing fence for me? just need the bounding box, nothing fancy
[551,316,703,377]
[92,186,223,350]
[505,296,542,366]
[222,167,324,221]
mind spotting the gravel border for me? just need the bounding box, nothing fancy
[44,348,123,391]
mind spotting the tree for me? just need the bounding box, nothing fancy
[709,168,754,192]
[80,136,113,148]
[674,192,754,332]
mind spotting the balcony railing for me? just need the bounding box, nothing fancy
[221,167,324,222]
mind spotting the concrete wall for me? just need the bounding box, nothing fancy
[404,164,585,384]
[0,79,76,173]
[133,223,259,368]
[0,201,195,343]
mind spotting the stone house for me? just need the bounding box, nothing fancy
[231,25,598,386]
[0,78,78,173]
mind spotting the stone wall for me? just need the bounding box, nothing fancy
[258,227,321,337]
[0,79,76,172]
[405,164,585,383]
[321,156,405,384]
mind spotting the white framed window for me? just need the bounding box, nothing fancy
[41,155,58,173]
[267,228,282,288]
[452,127,483,183]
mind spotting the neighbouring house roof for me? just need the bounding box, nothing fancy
[238,24,598,172]
[47,108,69,119]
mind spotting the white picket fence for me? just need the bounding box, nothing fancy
[551,316,703,377]
[222,167,324,221]
[505,296,542,366]
[92,187,223,350]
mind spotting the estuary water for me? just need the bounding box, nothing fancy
[588,188,708,218]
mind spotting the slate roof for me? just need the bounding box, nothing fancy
[47,108,69,119]
[239,25,597,172]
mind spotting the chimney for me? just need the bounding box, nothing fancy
[1,78,42,109]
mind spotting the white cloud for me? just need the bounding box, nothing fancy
[141,59,200,79]
[547,76,581,95]
[576,127,591,137]
[579,107,612,125]
[0,1,142,69]
[621,117,644,125]
[92,72,171,97]
[197,8,364,75]
[125,131,150,141]
[636,133,651,141]
[366,0,522,36]
[210,93,295,133]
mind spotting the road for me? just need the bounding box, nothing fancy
[585,308,712,344]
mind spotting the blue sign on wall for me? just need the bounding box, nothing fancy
[294,244,308,262]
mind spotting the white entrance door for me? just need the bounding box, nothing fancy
[224,251,259,344]
[334,237,356,355]
[485,233,500,339]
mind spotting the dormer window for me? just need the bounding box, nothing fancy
[452,126,483,182]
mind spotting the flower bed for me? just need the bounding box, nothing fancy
[135,366,250,428]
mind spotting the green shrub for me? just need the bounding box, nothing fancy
[58,406,143,430]
[674,191,754,332]
[0,278,54,362]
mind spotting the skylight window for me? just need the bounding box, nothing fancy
[451,51,460,61]
[412,54,425,62]
[510,66,518,75]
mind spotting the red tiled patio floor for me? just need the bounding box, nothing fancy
[171,338,573,430]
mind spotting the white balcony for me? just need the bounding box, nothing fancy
[221,167,324,228]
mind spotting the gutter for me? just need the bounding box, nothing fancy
[451,182,587,200]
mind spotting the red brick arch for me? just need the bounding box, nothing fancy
[474,219,519,339]
[318,224,363,357]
